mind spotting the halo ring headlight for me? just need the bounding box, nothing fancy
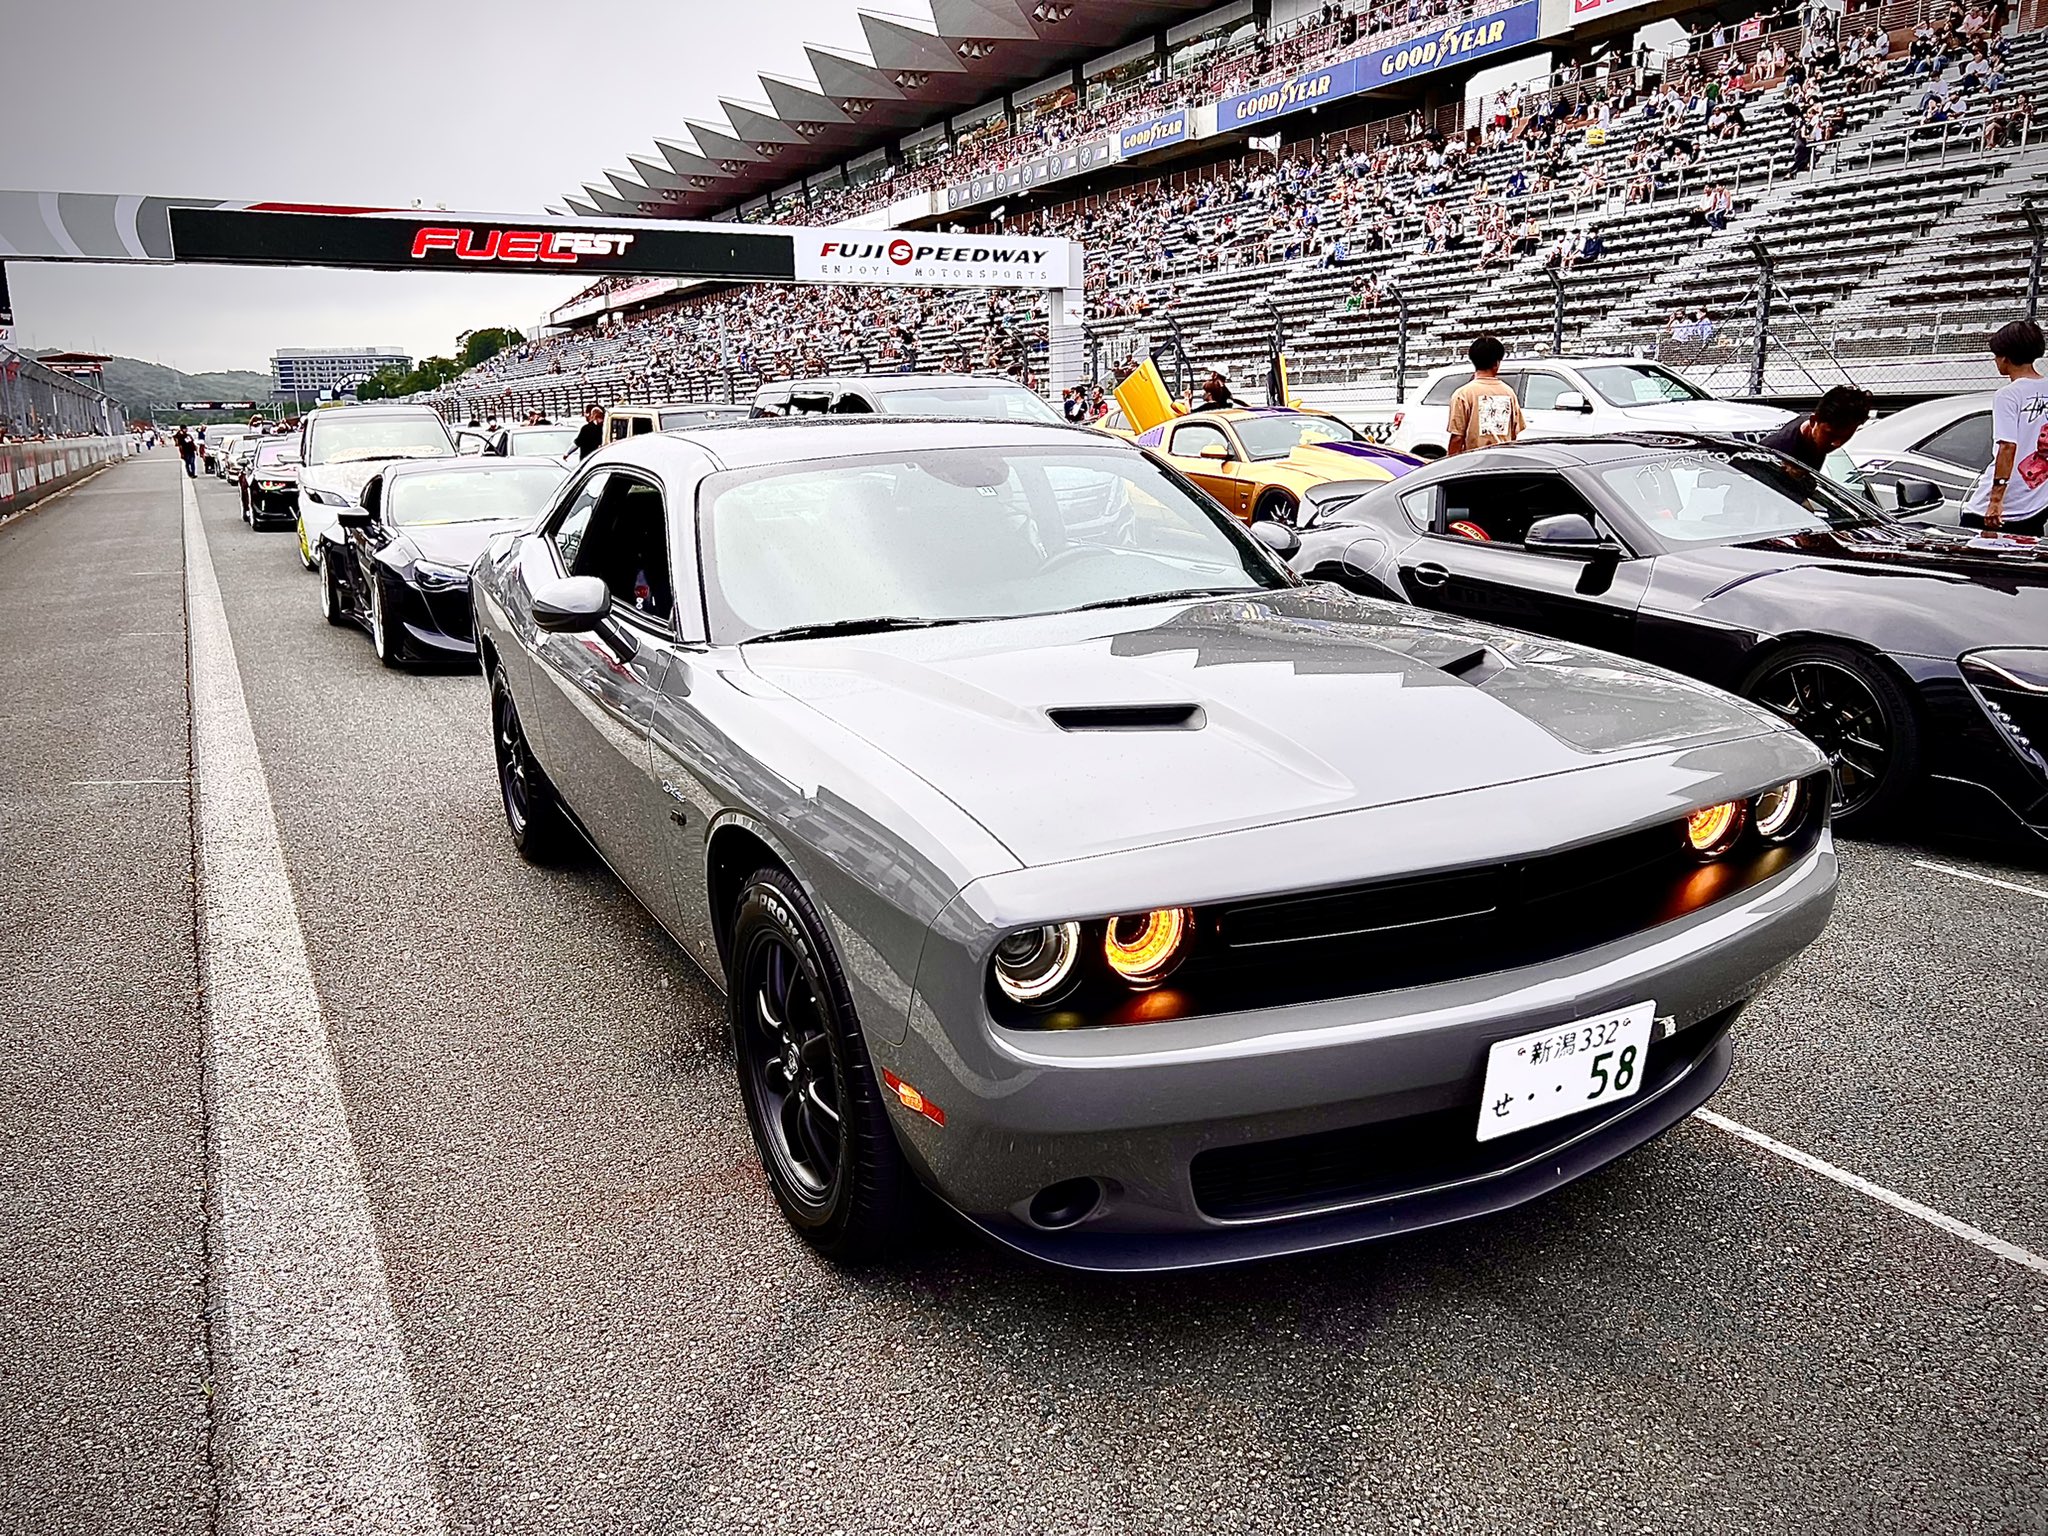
[993,922,1081,1004]
[1104,908,1193,987]
[1685,800,1746,857]
[1754,780,1802,840]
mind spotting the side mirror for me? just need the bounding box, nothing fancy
[1525,512,1614,553]
[1895,477,1943,510]
[336,508,373,529]
[532,575,611,633]
[1250,520,1301,559]
[1552,390,1594,414]
[1197,443,1232,462]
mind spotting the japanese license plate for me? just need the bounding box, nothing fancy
[1476,1002,1655,1143]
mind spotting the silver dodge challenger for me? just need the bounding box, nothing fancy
[470,417,1838,1272]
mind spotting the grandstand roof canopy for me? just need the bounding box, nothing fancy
[566,0,1214,220]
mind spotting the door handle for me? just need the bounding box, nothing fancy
[1413,562,1449,588]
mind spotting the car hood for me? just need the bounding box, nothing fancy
[1274,440,1425,482]
[393,519,527,568]
[1617,400,1794,431]
[742,587,1780,865]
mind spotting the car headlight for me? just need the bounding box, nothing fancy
[992,922,1081,1004]
[306,487,351,507]
[412,559,467,590]
[1753,781,1802,841]
[1684,800,1745,857]
[1103,907,1193,987]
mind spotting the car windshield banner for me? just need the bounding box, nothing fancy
[1218,0,1541,130]
[1113,110,1190,161]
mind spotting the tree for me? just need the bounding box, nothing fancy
[459,327,524,370]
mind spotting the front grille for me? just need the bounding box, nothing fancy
[1189,1007,1737,1221]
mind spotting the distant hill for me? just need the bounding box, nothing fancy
[35,352,275,413]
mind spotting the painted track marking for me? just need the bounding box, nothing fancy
[1911,858,2048,904]
[1698,1109,2048,1279]
[183,473,447,1534]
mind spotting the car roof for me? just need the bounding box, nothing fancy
[1418,355,1673,378]
[631,415,1118,471]
[308,404,442,419]
[1855,391,1993,449]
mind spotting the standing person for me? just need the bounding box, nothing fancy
[1445,334,1524,455]
[174,425,197,477]
[572,404,605,461]
[1760,385,1874,469]
[1967,318,2048,533]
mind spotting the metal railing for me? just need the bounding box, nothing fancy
[0,349,124,441]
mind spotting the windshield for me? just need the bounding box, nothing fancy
[254,442,299,467]
[660,408,747,429]
[700,446,1291,642]
[1234,411,1365,460]
[387,465,567,527]
[305,413,454,466]
[872,384,1064,424]
[1597,448,1875,543]
[509,427,579,458]
[1577,364,1711,408]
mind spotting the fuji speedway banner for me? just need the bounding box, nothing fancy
[794,229,1080,290]
[1219,0,1542,130]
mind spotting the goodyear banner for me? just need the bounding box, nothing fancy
[1218,0,1542,131]
[1112,110,1190,161]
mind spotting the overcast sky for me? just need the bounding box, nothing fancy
[2,0,878,373]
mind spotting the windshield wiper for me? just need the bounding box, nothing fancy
[744,616,963,644]
[1067,587,1257,614]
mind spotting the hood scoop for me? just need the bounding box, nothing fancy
[1047,703,1205,733]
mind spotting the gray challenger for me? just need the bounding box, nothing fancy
[470,417,1837,1272]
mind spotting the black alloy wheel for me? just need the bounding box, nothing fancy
[489,667,570,861]
[1745,642,1919,829]
[729,867,914,1262]
[367,570,401,669]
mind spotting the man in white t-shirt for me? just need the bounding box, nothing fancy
[1967,318,2048,533]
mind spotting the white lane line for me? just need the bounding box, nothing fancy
[1697,1109,2048,1279]
[182,474,447,1534]
[1911,858,2048,904]
[71,777,192,786]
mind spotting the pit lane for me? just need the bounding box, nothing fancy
[4,452,2044,1534]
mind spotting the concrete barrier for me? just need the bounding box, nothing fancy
[0,437,135,519]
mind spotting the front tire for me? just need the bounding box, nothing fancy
[489,667,573,862]
[729,866,915,1263]
[296,517,317,571]
[367,570,402,668]
[320,551,348,627]
[1253,489,1296,525]
[1744,642,1919,831]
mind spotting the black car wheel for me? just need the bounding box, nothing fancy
[730,866,914,1262]
[1253,489,1296,525]
[367,570,402,669]
[1745,643,1919,829]
[489,667,572,861]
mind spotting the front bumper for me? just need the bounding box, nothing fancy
[1900,655,2048,846]
[883,836,1836,1272]
[395,579,478,656]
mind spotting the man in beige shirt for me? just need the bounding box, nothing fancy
[1445,333,1525,454]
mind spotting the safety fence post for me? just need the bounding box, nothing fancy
[2027,201,2045,322]
[1548,267,1567,358]
[1747,238,1773,398]
[1390,283,1411,405]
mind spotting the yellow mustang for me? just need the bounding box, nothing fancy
[1133,406,1423,523]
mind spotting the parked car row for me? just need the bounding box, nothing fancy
[240,372,2037,1275]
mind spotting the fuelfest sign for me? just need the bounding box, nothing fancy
[1218,0,1543,129]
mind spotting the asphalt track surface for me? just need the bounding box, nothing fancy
[2,452,2044,1535]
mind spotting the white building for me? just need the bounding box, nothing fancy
[271,346,412,397]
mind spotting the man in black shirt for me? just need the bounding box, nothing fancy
[1761,385,1874,470]
[572,404,606,460]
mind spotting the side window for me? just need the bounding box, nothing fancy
[1917,412,1993,468]
[830,392,876,415]
[629,417,655,436]
[567,472,674,624]
[1521,372,1571,411]
[752,391,788,418]
[551,469,610,571]
[606,417,632,442]
[1399,484,1441,531]
[1436,473,1595,546]
[1170,422,1233,458]
[788,390,832,416]
[1422,374,1464,407]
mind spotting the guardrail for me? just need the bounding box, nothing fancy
[0,436,134,519]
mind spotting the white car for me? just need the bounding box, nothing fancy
[293,406,457,571]
[1845,391,1991,522]
[1388,357,1793,458]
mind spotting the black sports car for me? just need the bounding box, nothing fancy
[318,457,569,667]
[1289,433,2048,843]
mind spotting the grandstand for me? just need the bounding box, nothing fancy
[434,0,2047,422]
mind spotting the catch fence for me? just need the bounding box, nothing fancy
[0,349,125,440]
